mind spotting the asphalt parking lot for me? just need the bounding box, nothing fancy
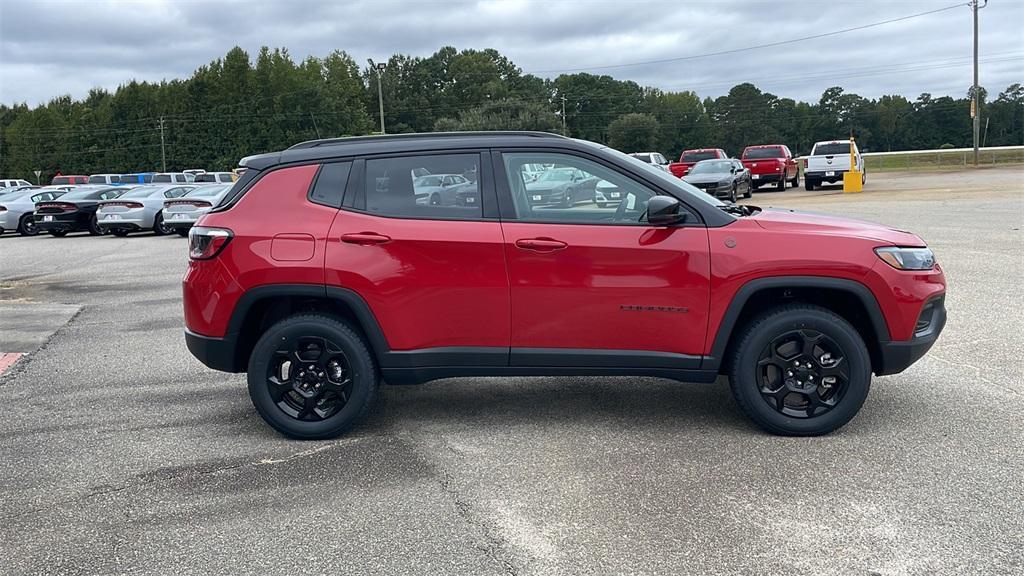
[1,167,1022,575]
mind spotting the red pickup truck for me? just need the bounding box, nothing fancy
[740,145,799,191]
[668,148,728,178]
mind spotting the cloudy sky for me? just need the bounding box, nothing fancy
[1,0,1022,107]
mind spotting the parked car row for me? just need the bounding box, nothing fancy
[660,139,864,193]
[34,170,237,187]
[0,182,234,237]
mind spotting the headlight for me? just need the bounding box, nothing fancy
[875,247,936,270]
[718,180,731,188]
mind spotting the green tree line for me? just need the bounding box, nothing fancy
[1,45,1021,180]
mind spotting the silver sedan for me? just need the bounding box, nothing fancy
[162,184,232,236]
[96,184,195,236]
[0,187,66,236]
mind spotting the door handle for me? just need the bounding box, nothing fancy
[514,238,568,252]
[341,232,391,245]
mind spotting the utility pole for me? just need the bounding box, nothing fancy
[560,95,567,136]
[373,61,387,135]
[309,112,322,139]
[158,116,167,172]
[971,0,987,166]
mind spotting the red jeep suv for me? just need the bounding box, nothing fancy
[183,132,946,439]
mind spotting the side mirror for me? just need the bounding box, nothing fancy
[647,196,688,226]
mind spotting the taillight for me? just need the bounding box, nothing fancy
[803,158,808,168]
[188,226,233,260]
[103,202,144,209]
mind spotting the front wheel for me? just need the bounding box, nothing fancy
[728,304,871,436]
[247,314,379,440]
[153,212,171,236]
[729,184,737,203]
[743,181,752,199]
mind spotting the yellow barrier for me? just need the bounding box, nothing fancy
[843,136,863,193]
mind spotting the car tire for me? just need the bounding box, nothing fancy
[775,176,786,191]
[805,179,815,191]
[18,213,39,236]
[729,184,737,203]
[176,228,189,237]
[596,202,607,209]
[728,304,871,436]
[790,171,799,187]
[429,193,441,206]
[743,182,752,199]
[153,212,170,236]
[88,214,105,236]
[247,313,379,440]
[48,230,68,237]
[561,188,574,208]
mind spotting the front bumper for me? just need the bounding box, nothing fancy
[875,295,946,376]
[185,329,241,373]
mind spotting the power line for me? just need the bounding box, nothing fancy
[527,2,970,74]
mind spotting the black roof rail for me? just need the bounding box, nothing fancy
[286,131,567,150]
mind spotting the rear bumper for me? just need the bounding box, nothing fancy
[185,329,241,372]
[750,173,783,184]
[805,170,847,183]
[35,213,87,231]
[875,295,946,376]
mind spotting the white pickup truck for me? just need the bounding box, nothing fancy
[804,139,864,190]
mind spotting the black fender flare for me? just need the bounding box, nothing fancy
[702,276,891,371]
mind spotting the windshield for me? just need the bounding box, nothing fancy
[540,170,573,182]
[185,185,230,198]
[118,186,163,198]
[682,151,720,162]
[58,188,112,200]
[603,146,725,208]
[743,147,784,159]
[814,143,851,156]
[690,160,733,174]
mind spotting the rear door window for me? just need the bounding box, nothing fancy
[360,154,482,219]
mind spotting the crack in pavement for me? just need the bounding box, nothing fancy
[1,438,363,521]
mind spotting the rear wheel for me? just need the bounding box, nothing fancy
[153,212,171,236]
[429,193,441,206]
[18,213,39,236]
[790,170,799,187]
[805,179,815,191]
[247,314,378,440]
[728,304,871,436]
[775,175,786,191]
[743,181,752,199]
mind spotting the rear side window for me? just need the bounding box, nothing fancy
[309,162,352,208]
[362,154,481,219]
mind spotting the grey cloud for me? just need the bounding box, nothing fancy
[1,0,1021,107]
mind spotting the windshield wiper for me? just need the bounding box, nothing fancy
[718,203,760,217]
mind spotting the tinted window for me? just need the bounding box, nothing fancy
[814,143,851,156]
[153,174,171,183]
[502,152,663,225]
[682,151,719,162]
[195,174,216,183]
[52,177,72,185]
[88,175,108,184]
[743,147,784,159]
[364,154,481,219]
[310,162,352,208]
[98,189,122,200]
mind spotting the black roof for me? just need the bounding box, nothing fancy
[240,131,586,171]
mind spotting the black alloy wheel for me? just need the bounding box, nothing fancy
[88,214,105,236]
[266,336,354,422]
[728,304,871,436]
[153,212,172,236]
[755,329,847,419]
[248,314,378,439]
[18,214,39,236]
